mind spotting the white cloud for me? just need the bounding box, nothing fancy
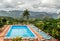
[0,0,60,12]
[3,0,12,3]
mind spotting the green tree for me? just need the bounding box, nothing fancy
[2,18,7,24]
[0,18,4,28]
[23,9,30,21]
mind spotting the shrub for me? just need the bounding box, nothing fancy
[12,37,22,41]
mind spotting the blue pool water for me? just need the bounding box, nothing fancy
[5,25,36,38]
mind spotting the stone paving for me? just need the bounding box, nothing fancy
[0,25,11,41]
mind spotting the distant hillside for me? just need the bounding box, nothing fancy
[0,10,58,19]
[0,16,14,20]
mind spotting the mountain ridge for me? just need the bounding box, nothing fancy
[0,10,58,19]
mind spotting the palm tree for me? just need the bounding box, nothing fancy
[23,9,30,21]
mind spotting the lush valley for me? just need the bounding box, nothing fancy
[0,10,60,41]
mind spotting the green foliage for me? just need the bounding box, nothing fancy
[23,9,30,20]
[33,18,60,40]
[0,18,4,28]
[12,37,22,41]
[2,18,7,24]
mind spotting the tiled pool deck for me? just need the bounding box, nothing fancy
[0,25,11,41]
[28,25,55,41]
[0,25,55,41]
[28,25,43,40]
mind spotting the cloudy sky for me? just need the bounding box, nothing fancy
[0,0,60,13]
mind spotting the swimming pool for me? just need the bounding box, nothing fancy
[5,25,36,38]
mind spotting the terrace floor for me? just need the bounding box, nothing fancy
[0,25,11,41]
[27,25,43,41]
